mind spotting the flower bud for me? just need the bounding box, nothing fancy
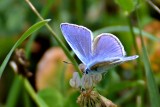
[79,63,86,73]
[81,74,93,89]
[91,74,102,84]
[69,72,81,88]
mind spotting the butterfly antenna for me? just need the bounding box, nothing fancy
[63,61,73,65]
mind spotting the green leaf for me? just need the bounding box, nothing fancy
[64,91,79,107]
[94,26,160,42]
[107,80,144,94]
[38,88,63,107]
[115,0,138,13]
[0,19,50,78]
[115,89,137,105]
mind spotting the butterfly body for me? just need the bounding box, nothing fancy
[60,23,139,75]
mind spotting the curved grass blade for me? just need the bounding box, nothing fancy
[0,19,50,78]
[94,26,160,41]
[143,1,160,106]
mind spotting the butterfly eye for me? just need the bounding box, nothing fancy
[85,70,88,74]
[85,68,90,74]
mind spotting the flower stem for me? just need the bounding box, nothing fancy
[127,15,139,56]
[146,0,160,15]
[127,11,144,107]
[127,15,142,79]
[24,78,48,107]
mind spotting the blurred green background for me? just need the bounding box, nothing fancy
[0,0,160,107]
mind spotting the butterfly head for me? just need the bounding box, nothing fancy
[78,63,92,74]
[79,64,101,75]
[84,68,91,74]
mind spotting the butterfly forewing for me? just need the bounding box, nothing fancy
[61,23,93,65]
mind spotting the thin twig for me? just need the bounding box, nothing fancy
[146,0,160,15]
[24,78,48,107]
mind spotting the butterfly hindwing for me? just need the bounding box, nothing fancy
[88,33,138,73]
[93,33,126,58]
[89,55,138,74]
[88,33,125,68]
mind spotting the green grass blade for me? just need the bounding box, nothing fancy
[142,45,160,107]
[0,19,50,78]
[6,75,23,107]
[136,10,160,107]
[94,26,160,41]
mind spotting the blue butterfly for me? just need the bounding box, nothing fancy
[60,23,139,74]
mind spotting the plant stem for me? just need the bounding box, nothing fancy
[127,15,144,107]
[146,0,160,15]
[24,78,48,107]
[23,90,31,107]
[127,15,142,79]
[127,15,139,56]
[25,0,81,75]
[25,0,55,58]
